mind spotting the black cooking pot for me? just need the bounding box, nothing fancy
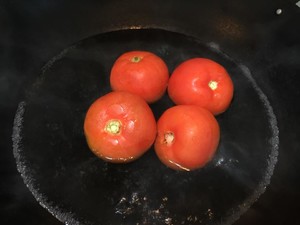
[1,1,300,225]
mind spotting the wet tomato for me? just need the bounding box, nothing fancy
[84,91,157,163]
[110,51,169,103]
[168,58,234,115]
[154,105,220,171]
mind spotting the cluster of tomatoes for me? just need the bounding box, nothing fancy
[84,51,234,171]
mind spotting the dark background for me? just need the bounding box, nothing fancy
[1,0,300,224]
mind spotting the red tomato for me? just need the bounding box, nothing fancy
[168,58,234,115]
[84,91,157,163]
[110,51,169,103]
[154,105,220,171]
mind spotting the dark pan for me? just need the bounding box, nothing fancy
[12,29,279,225]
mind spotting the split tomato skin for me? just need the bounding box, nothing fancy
[110,51,169,103]
[154,105,220,171]
[168,58,234,115]
[84,91,157,163]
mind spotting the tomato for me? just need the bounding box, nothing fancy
[154,105,220,171]
[168,58,234,115]
[84,91,157,163]
[110,51,169,103]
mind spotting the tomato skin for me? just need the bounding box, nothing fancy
[84,91,157,163]
[168,58,234,115]
[110,51,169,103]
[154,105,220,171]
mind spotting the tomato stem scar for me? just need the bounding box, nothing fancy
[164,132,174,145]
[131,56,142,63]
[208,80,218,90]
[105,120,122,135]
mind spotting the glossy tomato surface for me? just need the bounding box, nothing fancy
[168,58,234,115]
[110,51,169,103]
[84,91,156,163]
[154,105,220,171]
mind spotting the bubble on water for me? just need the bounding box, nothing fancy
[115,193,173,224]
[276,9,282,15]
[164,217,173,225]
[207,42,221,52]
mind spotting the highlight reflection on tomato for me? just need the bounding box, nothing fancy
[84,91,157,163]
[168,58,234,115]
[154,105,220,171]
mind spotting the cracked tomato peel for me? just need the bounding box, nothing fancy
[110,50,169,103]
[154,105,220,171]
[84,91,157,163]
[168,58,234,115]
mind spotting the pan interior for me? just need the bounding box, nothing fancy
[13,28,278,225]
